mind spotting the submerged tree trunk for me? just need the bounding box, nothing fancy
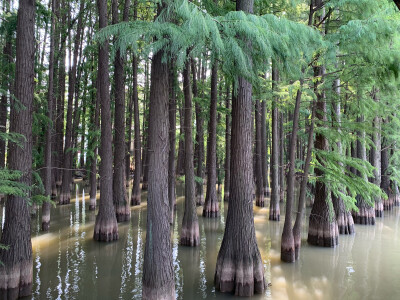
[180,61,200,246]
[255,99,265,207]
[269,64,280,221]
[42,0,57,232]
[142,48,175,300]
[131,55,142,206]
[93,0,118,242]
[0,0,35,297]
[215,2,265,295]
[224,85,231,202]
[203,64,219,218]
[261,99,269,197]
[168,63,177,223]
[112,0,130,222]
[281,84,303,262]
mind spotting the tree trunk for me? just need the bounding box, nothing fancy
[93,0,119,242]
[112,0,130,222]
[194,59,205,206]
[255,99,265,207]
[180,60,200,246]
[381,118,392,210]
[261,99,269,197]
[281,84,302,263]
[223,84,231,202]
[332,76,354,234]
[142,48,175,300]
[279,111,285,202]
[203,64,219,217]
[42,0,57,232]
[215,2,265,295]
[168,62,176,223]
[176,106,185,176]
[59,0,84,205]
[0,0,35,297]
[352,115,375,225]
[269,64,280,221]
[293,101,315,260]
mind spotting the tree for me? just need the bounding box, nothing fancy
[93,0,118,242]
[0,0,35,297]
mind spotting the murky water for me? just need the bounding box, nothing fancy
[2,181,400,300]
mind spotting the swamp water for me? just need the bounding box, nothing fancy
[2,182,400,300]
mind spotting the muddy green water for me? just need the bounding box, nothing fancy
[2,182,400,300]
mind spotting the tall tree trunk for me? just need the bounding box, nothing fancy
[42,0,57,232]
[269,64,280,221]
[261,99,269,197]
[89,76,100,211]
[293,101,316,260]
[203,63,219,217]
[381,118,392,210]
[332,76,354,234]
[112,0,130,222]
[168,62,176,223]
[279,111,284,202]
[141,48,175,300]
[215,1,265,296]
[255,99,265,207]
[176,106,185,176]
[180,60,200,246]
[59,0,84,205]
[0,0,35,297]
[372,97,383,216]
[223,84,231,202]
[93,0,119,242]
[352,115,375,225]
[131,55,142,206]
[194,59,205,206]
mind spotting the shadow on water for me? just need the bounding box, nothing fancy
[1,181,400,299]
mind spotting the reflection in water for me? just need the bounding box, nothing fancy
[0,182,400,299]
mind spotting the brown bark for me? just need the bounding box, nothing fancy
[180,61,200,246]
[203,64,219,218]
[59,0,84,205]
[176,106,185,176]
[142,48,175,300]
[281,84,303,263]
[0,0,35,297]
[93,0,119,242]
[112,0,130,223]
[168,63,176,223]
[381,118,392,210]
[279,112,285,202]
[42,0,57,232]
[255,99,265,207]
[269,64,280,221]
[215,2,265,295]
[261,100,269,197]
[223,85,231,202]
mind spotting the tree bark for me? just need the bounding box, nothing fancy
[281,83,303,262]
[42,0,57,232]
[223,84,231,202]
[168,62,176,223]
[381,118,392,210]
[0,0,35,297]
[261,99,269,197]
[255,99,265,207]
[215,2,265,295]
[112,0,130,222]
[269,64,280,221]
[141,48,175,300]
[180,60,200,246]
[93,0,119,242]
[203,63,219,217]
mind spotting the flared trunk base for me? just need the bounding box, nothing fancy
[269,208,280,221]
[215,256,266,296]
[131,194,141,206]
[142,281,175,300]
[255,195,265,207]
[180,222,200,247]
[0,260,33,300]
[141,182,148,191]
[93,216,119,242]
[308,220,339,247]
[196,195,204,206]
[59,193,70,205]
[353,206,375,225]
[375,201,383,217]
[202,200,219,218]
[384,197,394,211]
[281,236,295,263]
[115,205,131,223]
[337,212,355,234]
